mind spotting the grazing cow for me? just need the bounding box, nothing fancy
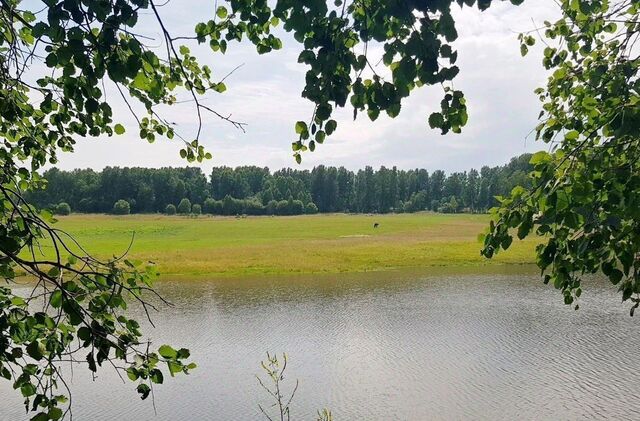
[373,222,379,228]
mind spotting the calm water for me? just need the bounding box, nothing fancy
[2,270,639,420]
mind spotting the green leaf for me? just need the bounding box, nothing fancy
[48,407,63,420]
[387,103,401,118]
[49,290,63,308]
[30,412,48,421]
[529,151,550,165]
[158,345,177,359]
[27,341,43,361]
[114,124,126,135]
[565,130,579,140]
[137,383,151,400]
[167,361,183,376]
[428,112,444,128]
[316,103,332,120]
[438,13,457,42]
[86,352,97,372]
[11,296,26,307]
[150,369,164,384]
[126,368,139,381]
[295,121,307,135]
[325,120,337,135]
[216,6,228,19]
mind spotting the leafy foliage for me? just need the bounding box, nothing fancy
[165,204,177,216]
[112,199,131,215]
[305,202,319,215]
[177,198,192,215]
[0,190,194,419]
[55,202,71,216]
[482,0,640,312]
[28,156,533,215]
[176,0,509,161]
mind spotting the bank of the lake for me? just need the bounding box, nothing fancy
[44,213,538,278]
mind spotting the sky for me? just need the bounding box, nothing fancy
[55,0,561,174]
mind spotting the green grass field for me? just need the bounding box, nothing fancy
[40,213,539,279]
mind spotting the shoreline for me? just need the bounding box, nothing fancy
[156,262,540,282]
[13,263,541,286]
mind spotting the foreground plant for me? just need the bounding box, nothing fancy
[256,353,332,421]
[1,183,195,419]
[482,0,640,313]
[257,352,298,421]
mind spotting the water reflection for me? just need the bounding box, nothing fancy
[1,269,638,420]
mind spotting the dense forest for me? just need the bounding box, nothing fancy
[29,154,533,216]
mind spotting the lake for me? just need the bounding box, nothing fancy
[2,269,639,420]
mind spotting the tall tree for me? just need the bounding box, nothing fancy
[430,170,446,205]
[336,166,354,212]
[311,165,328,212]
[465,169,479,212]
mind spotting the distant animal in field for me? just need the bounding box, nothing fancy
[373,222,379,228]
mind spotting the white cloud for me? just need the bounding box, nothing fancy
[55,0,561,174]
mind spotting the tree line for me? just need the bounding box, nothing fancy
[28,154,533,216]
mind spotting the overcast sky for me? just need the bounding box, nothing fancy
[55,1,560,174]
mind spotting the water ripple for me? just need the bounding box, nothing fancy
[1,274,638,420]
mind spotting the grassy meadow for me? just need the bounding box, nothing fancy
[38,213,540,279]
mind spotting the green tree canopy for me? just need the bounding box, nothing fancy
[177,198,192,215]
[27,159,533,215]
[55,202,71,216]
[113,199,131,215]
[165,203,177,215]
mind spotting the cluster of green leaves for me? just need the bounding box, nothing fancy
[192,0,523,162]
[0,186,194,420]
[0,286,66,421]
[1,0,233,181]
[482,0,640,312]
[1,0,211,418]
[127,345,196,400]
